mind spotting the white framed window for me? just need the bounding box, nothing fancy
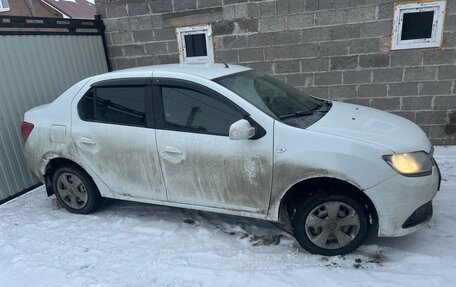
[176,25,214,65]
[392,1,447,50]
[0,0,10,12]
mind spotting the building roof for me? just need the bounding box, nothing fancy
[41,0,96,19]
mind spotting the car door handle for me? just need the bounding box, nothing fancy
[79,137,96,145]
[163,145,183,155]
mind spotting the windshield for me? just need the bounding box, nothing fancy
[214,70,323,119]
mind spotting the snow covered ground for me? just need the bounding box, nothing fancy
[1,147,455,287]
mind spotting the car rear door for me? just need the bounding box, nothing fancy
[71,78,167,201]
[153,77,274,217]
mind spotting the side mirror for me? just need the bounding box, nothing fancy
[229,119,255,140]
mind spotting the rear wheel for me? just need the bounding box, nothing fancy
[52,165,102,214]
[292,192,369,255]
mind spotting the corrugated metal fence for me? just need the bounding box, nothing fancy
[0,16,109,202]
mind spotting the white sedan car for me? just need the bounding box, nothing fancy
[21,64,441,255]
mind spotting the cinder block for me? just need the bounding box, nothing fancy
[301,57,330,72]
[110,32,133,45]
[222,35,247,49]
[291,43,319,58]
[391,111,416,122]
[329,85,357,99]
[123,44,146,56]
[261,1,276,17]
[330,56,358,70]
[215,49,238,63]
[320,41,349,56]
[359,20,392,37]
[198,0,222,9]
[132,30,154,43]
[358,84,387,97]
[265,45,293,60]
[329,25,360,40]
[402,96,433,111]
[314,72,342,85]
[287,14,314,29]
[391,51,423,67]
[359,54,389,68]
[144,42,167,55]
[438,65,456,80]
[153,28,176,41]
[239,47,264,62]
[248,33,274,47]
[174,0,196,11]
[245,61,274,74]
[213,20,235,35]
[302,27,331,42]
[276,0,290,15]
[404,67,436,81]
[237,19,259,33]
[371,97,401,111]
[343,70,371,84]
[106,4,128,18]
[259,16,287,32]
[423,50,456,65]
[373,68,403,83]
[127,2,149,16]
[224,0,248,5]
[273,30,301,45]
[341,98,370,107]
[415,111,448,124]
[150,0,173,13]
[419,81,452,95]
[443,32,456,48]
[274,60,301,74]
[389,82,418,97]
[434,95,456,110]
[378,3,393,20]
[349,38,379,54]
[304,0,319,12]
[158,54,179,64]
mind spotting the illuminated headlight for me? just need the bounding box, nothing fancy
[383,151,433,176]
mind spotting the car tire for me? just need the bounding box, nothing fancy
[292,191,370,256]
[52,165,102,214]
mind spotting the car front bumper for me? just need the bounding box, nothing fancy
[364,163,441,237]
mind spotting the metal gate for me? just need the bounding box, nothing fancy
[0,15,109,203]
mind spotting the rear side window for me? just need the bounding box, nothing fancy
[78,86,146,127]
[161,86,243,136]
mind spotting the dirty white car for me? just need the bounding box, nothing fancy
[21,64,441,255]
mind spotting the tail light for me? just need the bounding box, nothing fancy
[21,121,34,141]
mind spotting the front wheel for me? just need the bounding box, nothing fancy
[52,165,102,214]
[292,192,370,256]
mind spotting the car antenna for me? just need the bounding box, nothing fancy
[222,61,229,68]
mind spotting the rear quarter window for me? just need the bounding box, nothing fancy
[77,86,147,127]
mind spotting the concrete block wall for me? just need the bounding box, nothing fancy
[96,0,456,145]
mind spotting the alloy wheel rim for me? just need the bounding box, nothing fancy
[304,201,361,250]
[56,172,88,209]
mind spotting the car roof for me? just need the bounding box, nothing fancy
[98,63,251,81]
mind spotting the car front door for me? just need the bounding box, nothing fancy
[71,78,167,201]
[154,78,274,216]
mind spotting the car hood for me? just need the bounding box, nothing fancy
[307,102,431,153]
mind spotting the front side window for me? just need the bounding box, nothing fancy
[0,0,10,12]
[215,70,323,120]
[78,86,146,127]
[161,86,243,136]
[392,1,447,50]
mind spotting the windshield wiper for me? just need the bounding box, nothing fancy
[279,110,314,119]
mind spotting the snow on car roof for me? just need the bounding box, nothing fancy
[108,63,251,80]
